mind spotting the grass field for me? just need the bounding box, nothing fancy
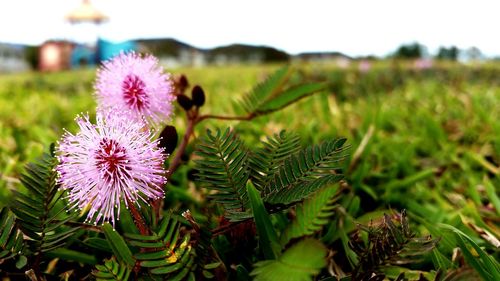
[0,61,498,278]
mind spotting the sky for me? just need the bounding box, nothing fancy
[0,0,499,57]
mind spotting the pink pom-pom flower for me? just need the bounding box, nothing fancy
[95,52,175,126]
[55,110,167,226]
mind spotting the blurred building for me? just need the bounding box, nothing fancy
[0,43,30,73]
[97,38,136,62]
[294,52,352,66]
[38,0,135,72]
[39,41,73,72]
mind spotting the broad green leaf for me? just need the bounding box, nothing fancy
[45,248,98,265]
[440,224,500,280]
[247,182,280,259]
[84,237,112,253]
[102,223,135,267]
[251,238,327,281]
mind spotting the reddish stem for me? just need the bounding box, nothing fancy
[152,108,259,221]
[152,110,197,219]
[166,117,196,178]
[127,198,149,235]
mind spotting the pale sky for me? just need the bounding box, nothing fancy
[0,0,499,57]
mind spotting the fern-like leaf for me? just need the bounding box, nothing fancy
[263,138,348,205]
[280,185,341,246]
[238,67,326,116]
[92,257,131,280]
[250,130,301,191]
[0,207,24,263]
[349,210,440,280]
[194,128,250,219]
[251,238,327,281]
[240,66,290,114]
[10,153,77,254]
[126,214,212,280]
[256,82,326,114]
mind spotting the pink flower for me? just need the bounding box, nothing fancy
[358,60,371,72]
[414,58,433,70]
[95,52,175,126]
[56,110,166,226]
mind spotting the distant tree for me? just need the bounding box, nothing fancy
[393,42,425,59]
[208,44,289,63]
[356,55,379,60]
[261,47,290,62]
[465,46,482,61]
[24,46,40,70]
[436,46,459,60]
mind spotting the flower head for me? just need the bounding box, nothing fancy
[56,110,166,226]
[95,52,175,125]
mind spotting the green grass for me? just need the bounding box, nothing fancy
[0,61,499,278]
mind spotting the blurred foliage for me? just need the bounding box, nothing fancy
[392,42,426,59]
[0,61,499,279]
[24,46,40,70]
[436,46,459,61]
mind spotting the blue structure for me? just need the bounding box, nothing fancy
[69,38,136,68]
[97,38,137,62]
[70,44,96,68]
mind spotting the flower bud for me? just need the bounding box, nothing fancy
[191,85,205,107]
[177,94,193,111]
[158,125,178,155]
[174,74,189,95]
[179,74,189,89]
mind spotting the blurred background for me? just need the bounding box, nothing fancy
[1,0,499,71]
[0,0,498,251]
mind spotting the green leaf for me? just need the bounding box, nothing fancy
[251,238,327,281]
[280,185,341,246]
[440,224,500,280]
[350,211,439,279]
[0,208,24,262]
[10,152,78,256]
[383,168,436,199]
[250,130,302,191]
[84,237,112,253]
[126,215,212,279]
[194,128,250,219]
[265,174,343,205]
[263,138,347,205]
[431,248,454,271]
[239,66,290,113]
[102,223,135,267]
[247,182,280,260]
[15,255,27,269]
[257,83,326,114]
[45,248,98,265]
[484,178,500,216]
[237,67,327,117]
[204,262,222,270]
[92,257,131,281]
